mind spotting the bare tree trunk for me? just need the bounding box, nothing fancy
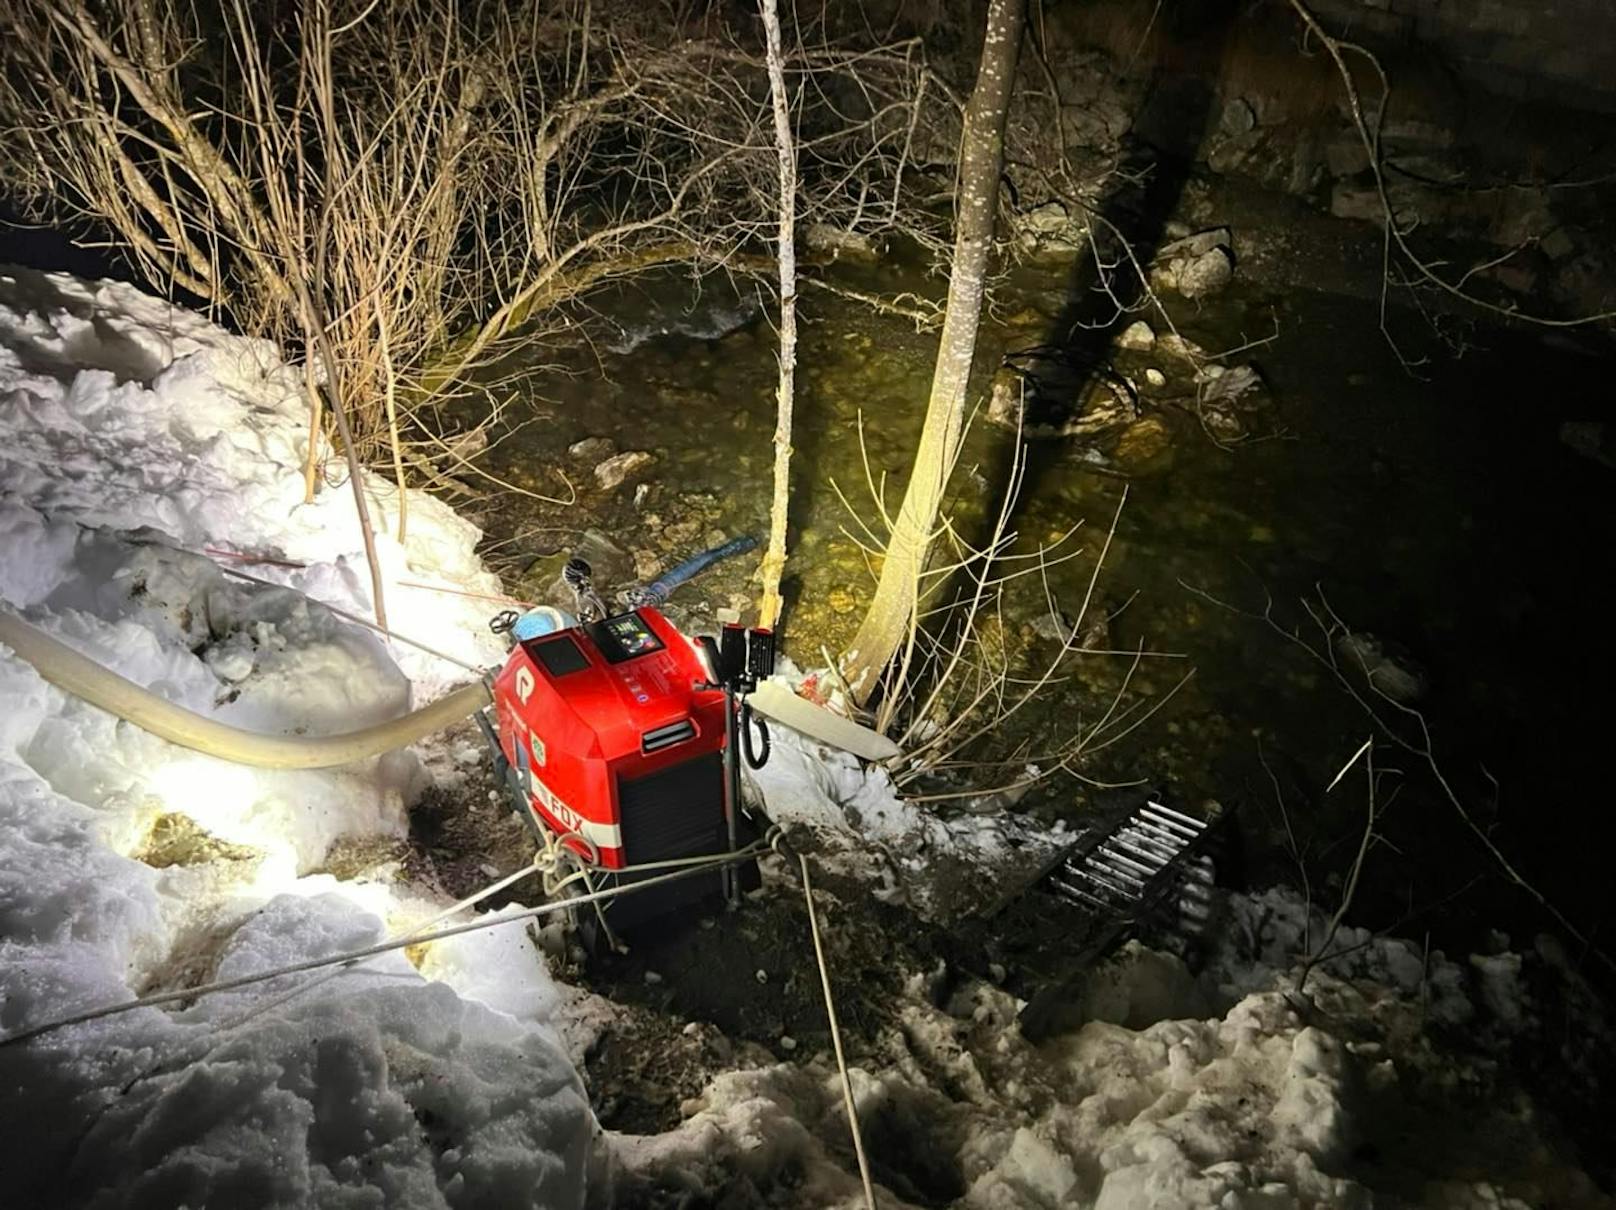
[757,0,797,630]
[840,0,1026,707]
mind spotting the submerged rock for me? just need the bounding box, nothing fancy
[1016,200,1086,256]
[1559,421,1616,470]
[1158,228,1232,261]
[569,435,616,463]
[1177,246,1235,299]
[1200,402,1249,442]
[803,223,886,264]
[1151,229,1235,300]
[1326,135,1372,179]
[1116,320,1156,351]
[1330,182,1385,224]
[1220,97,1257,138]
[1199,364,1267,409]
[1158,332,1209,363]
[1114,416,1172,465]
[594,450,655,491]
[1335,631,1428,702]
[987,368,1025,429]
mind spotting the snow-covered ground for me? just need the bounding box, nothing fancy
[0,268,589,1207]
[1,267,1609,1209]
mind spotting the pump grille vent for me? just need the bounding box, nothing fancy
[617,752,724,864]
[641,718,696,754]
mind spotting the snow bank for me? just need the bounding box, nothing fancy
[749,722,1068,923]
[0,266,506,694]
[0,267,587,1208]
[605,924,1610,1209]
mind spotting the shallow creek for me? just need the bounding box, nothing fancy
[478,249,1616,951]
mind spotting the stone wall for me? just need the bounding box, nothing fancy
[1308,0,1616,111]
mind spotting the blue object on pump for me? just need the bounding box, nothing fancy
[510,605,577,641]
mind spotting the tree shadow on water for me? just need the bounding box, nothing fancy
[991,3,1241,518]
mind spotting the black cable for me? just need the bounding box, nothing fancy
[741,700,770,769]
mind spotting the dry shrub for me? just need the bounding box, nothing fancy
[0,0,949,480]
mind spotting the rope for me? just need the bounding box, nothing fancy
[5,823,875,1208]
[0,846,762,1049]
[791,843,876,1210]
[216,852,549,1034]
[204,559,485,675]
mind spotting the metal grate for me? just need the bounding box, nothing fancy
[1045,801,1212,915]
[641,718,696,754]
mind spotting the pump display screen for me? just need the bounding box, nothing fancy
[589,611,665,663]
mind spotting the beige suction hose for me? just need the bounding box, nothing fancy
[0,608,492,770]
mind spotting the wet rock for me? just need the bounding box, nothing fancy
[1177,247,1234,300]
[1219,97,1257,138]
[1152,229,1235,300]
[1200,403,1248,442]
[1560,421,1616,470]
[1206,127,1261,176]
[1540,227,1576,262]
[1022,201,1073,236]
[803,223,886,264]
[569,436,616,462]
[1199,364,1266,409]
[1487,187,1555,249]
[1114,417,1171,464]
[607,291,762,354]
[1326,136,1371,179]
[1330,182,1384,224]
[1490,262,1539,296]
[987,368,1025,429]
[1381,116,1455,151]
[1017,200,1085,256]
[1334,632,1427,702]
[661,518,702,547]
[1030,610,1072,643]
[1116,320,1156,351]
[1158,333,1208,363]
[1144,367,1167,388]
[1030,603,1110,650]
[1158,227,1232,261]
[1053,384,1136,439]
[595,450,654,491]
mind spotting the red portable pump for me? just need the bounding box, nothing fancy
[480,553,772,942]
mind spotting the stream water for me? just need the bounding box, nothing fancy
[481,237,1616,960]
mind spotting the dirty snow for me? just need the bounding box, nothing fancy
[748,722,1069,923]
